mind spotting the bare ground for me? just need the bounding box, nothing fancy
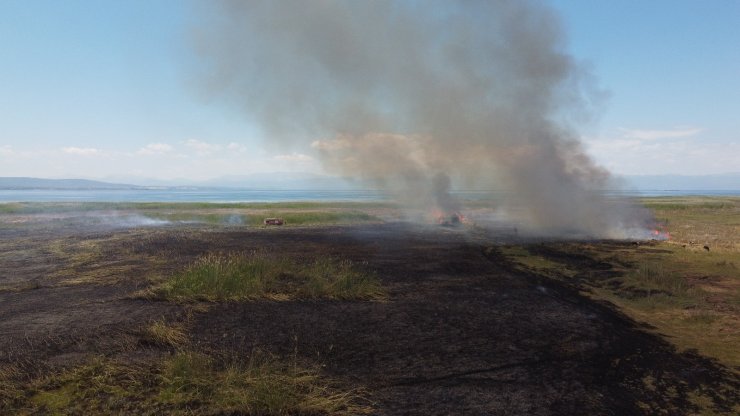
[1,222,738,415]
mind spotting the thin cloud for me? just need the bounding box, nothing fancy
[585,135,739,175]
[184,139,221,154]
[62,147,101,156]
[619,127,702,140]
[273,152,314,162]
[137,143,174,155]
[0,145,14,156]
[227,142,248,152]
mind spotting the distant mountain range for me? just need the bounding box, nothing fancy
[0,173,357,190]
[0,177,142,190]
[1,172,738,191]
[98,172,358,190]
[200,172,357,190]
[620,173,740,191]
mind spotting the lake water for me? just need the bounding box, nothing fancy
[0,189,388,203]
[0,188,738,203]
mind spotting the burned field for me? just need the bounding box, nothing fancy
[1,201,739,415]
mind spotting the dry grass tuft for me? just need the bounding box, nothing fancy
[143,319,188,349]
[3,352,370,415]
[159,350,371,415]
[0,365,24,411]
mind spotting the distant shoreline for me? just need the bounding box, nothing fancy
[0,188,739,203]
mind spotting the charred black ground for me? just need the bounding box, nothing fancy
[1,221,738,415]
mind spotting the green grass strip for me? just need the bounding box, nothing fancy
[153,253,384,302]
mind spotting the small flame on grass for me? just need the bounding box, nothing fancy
[429,208,467,226]
[650,223,671,240]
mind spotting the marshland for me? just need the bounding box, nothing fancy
[0,197,738,415]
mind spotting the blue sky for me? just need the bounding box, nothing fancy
[0,0,738,181]
[551,0,739,175]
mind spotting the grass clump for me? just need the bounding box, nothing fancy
[143,319,188,349]
[27,358,152,414]
[152,253,384,302]
[159,351,368,415]
[12,352,369,415]
[0,365,24,411]
[631,261,691,297]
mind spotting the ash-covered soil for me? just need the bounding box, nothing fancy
[1,222,738,415]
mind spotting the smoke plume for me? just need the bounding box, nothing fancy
[193,0,652,237]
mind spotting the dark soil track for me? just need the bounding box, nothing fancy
[1,222,738,415]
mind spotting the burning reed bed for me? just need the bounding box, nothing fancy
[640,197,740,252]
[149,253,385,302]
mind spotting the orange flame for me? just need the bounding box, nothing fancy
[429,209,467,226]
[650,223,671,240]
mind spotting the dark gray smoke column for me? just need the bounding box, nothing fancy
[194,0,650,237]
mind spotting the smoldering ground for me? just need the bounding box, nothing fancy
[2,215,737,414]
[0,210,246,229]
[191,0,655,238]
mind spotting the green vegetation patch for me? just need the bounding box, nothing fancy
[496,197,739,367]
[110,209,378,226]
[589,243,740,366]
[147,212,245,225]
[4,352,368,415]
[500,236,740,367]
[247,210,377,226]
[0,202,383,228]
[499,245,577,279]
[150,253,385,302]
